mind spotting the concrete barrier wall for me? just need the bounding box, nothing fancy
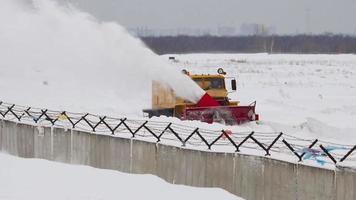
[1,119,355,200]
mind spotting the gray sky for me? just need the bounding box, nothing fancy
[65,0,356,35]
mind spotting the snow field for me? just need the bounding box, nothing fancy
[0,153,242,200]
[166,53,356,144]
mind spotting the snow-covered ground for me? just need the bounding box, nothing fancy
[0,1,241,198]
[0,153,242,200]
[1,0,356,197]
[1,0,355,147]
[164,53,356,145]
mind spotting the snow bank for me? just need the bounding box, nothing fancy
[0,153,242,200]
[166,53,356,144]
[0,0,204,117]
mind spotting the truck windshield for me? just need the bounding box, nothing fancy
[193,78,225,90]
[208,78,225,89]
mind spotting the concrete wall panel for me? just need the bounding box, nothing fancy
[52,127,71,163]
[296,164,335,200]
[131,140,157,175]
[71,130,91,165]
[108,136,131,173]
[205,152,235,193]
[1,120,18,156]
[178,149,207,187]
[0,120,3,150]
[263,159,296,200]
[336,168,356,200]
[156,144,182,184]
[234,155,264,200]
[34,126,52,160]
[90,135,131,171]
[89,134,112,169]
[16,123,34,158]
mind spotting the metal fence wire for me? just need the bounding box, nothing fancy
[1,101,356,166]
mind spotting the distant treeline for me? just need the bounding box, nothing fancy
[140,35,356,54]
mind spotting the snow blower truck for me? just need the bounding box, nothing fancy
[143,68,258,125]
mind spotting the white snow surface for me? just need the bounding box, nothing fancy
[0,153,242,200]
[1,0,355,147]
[2,0,355,197]
[1,0,356,167]
[165,53,356,145]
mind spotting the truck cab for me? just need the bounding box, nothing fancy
[190,74,238,106]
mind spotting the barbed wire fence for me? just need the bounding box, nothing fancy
[1,101,355,167]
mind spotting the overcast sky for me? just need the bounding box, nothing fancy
[64,0,356,35]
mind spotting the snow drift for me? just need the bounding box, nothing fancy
[0,153,242,200]
[0,0,204,117]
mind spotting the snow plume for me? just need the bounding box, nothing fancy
[0,0,204,116]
